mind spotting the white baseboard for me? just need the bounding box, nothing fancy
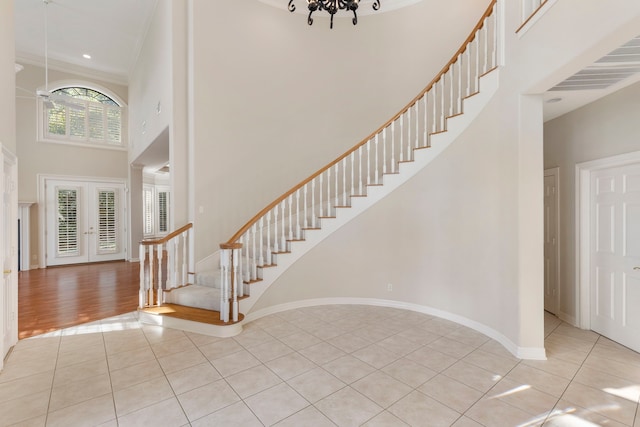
[244,297,546,360]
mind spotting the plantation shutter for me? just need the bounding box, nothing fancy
[68,104,86,138]
[143,186,154,236]
[88,103,104,140]
[106,106,122,144]
[56,188,79,256]
[97,189,117,253]
[157,191,168,233]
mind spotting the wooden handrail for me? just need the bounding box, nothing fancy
[227,0,497,244]
[141,223,193,246]
[516,0,548,33]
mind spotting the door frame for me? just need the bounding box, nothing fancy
[576,150,640,329]
[37,174,128,268]
[544,167,560,315]
[1,146,18,369]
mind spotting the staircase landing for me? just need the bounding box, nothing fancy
[139,304,244,337]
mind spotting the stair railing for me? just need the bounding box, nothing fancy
[219,0,498,323]
[139,223,193,308]
[519,0,549,31]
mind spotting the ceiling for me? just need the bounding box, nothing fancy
[542,34,640,121]
[13,0,640,121]
[14,0,158,85]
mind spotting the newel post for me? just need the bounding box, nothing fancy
[220,242,243,323]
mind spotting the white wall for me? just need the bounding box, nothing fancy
[190,0,489,259]
[544,80,640,323]
[1,0,16,154]
[128,0,170,165]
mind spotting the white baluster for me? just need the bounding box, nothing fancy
[407,107,412,160]
[482,23,488,73]
[148,246,155,306]
[327,168,332,215]
[399,113,404,162]
[172,238,179,288]
[492,6,498,68]
[220,249,229,322]
[457,59,463,115]
[334,164,339,206]
[182,231,188,285]
[382,128,387,174]
[391,121,396,172]
[350,151,355,197]
[258,217,264,267]
[266,211,273,262]
[475,33,479,92]
[423,94,428,148]
[232,248,239,322]
[440,77,446,131]
[272,205,279,253]
[402,107,411,161]
[449,66,454,117]
[238,241,244,297]
[366,142,371,186]
[156,243,163,305]
[251,223,258,279]
[288,194,293,241]
[415,103,419,149]
[303,184,308,228]
[341,159,346,206]
[432,82,437,134]
[139,244,146,308]
[374,134,379,184]
[311,179,316,227]
[280,200,286,251]
[319,172,324,217]
[295,189,301,239]
[358,146,364,195]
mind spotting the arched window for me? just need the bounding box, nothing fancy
[39,85,126,149]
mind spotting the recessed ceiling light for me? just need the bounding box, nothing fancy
[82,54,91,59]
[546,97,562,104]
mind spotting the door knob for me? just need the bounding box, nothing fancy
[3,270,11,274]
[635,267,640,270]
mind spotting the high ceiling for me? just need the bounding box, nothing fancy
[13,0,640,121]
[14,0,158,85]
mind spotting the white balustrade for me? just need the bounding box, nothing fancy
[139,224,193,309]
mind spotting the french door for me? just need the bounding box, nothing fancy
[590,162,640,352]
[45,179,126,266]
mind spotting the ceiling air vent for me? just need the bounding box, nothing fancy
[549,35,640,91]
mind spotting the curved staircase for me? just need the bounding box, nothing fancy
[139,0,499,336]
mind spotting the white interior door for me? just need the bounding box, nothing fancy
[2,149,18,364]
[46,179,126,266]
[590,162,640,352]
[544,169,559,315]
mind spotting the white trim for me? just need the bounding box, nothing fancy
[244,298,546,360]
[37,79,127,108]
[575,150,640,329]
[138,310,243,338]
[37,174,129,269]
[18,202,34,271]
[544,167,560,316]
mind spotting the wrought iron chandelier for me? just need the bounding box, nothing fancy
[288,0,381,29]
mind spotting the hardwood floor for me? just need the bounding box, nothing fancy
[18,261,140,339]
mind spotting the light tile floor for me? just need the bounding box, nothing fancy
[1,306,639,426]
